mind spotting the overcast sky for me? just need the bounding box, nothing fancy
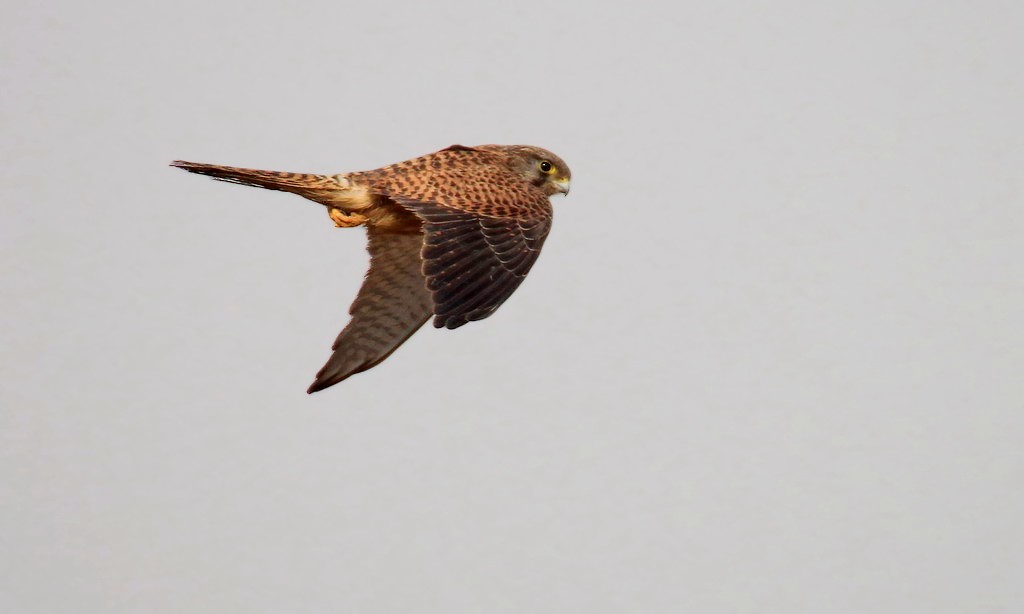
[2,1,1022,612]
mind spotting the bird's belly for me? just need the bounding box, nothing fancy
[366,198,422,233]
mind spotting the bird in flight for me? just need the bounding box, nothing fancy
[171,144,571,393]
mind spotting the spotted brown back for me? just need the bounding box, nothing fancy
[356,146,554,220]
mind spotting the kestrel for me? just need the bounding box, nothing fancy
[171,144,571,393]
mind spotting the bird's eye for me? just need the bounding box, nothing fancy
[539,160,554,174]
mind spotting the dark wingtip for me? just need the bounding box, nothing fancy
[307,371,353,394]
[306,379,332,394]
[305,376,333,395]
[433,314,469,330]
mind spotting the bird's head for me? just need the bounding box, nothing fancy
[480,145,572,197]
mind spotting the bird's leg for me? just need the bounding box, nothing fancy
[329,207,369,228]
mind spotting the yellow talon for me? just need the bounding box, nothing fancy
[329,208,368,228]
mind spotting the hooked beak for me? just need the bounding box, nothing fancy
[554,177,570,196]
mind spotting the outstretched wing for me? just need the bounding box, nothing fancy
[396,201,553,330]
[355,146,556,330]
[307,229,432,393]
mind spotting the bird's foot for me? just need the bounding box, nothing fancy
[329,208,368,228]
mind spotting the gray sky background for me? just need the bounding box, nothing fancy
[2,1,1022,612]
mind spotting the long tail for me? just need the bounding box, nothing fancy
[170,160,344,204]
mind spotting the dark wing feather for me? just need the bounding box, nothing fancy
[307,229,432,393]
[394,200,553,330]
[353,148,556,330]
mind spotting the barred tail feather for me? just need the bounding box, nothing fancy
[170,160,340,200]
